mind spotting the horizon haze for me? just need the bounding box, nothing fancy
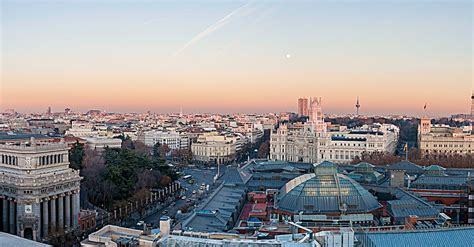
[1,0,472,116]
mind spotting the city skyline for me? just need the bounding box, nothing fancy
[1,0,472,116]
[2,95,473,118]
[1,1,474,246]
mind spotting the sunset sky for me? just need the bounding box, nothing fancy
[1,0,472,116]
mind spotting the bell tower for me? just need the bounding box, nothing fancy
[308,97,326,133]
[419,116,431,135]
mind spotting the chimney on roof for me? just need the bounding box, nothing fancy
[405,215,418,230]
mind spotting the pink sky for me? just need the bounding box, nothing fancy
[1,0,472,116]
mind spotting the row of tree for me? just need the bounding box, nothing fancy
[352,148,474,168]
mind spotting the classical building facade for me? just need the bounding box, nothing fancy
[270,97,399,164]
[418,116,474,156]
[138,130,183,149]
[191,133,239,164]
[0,138,82,241]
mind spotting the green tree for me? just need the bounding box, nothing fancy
[152,142,161,159]
[80,145,178,208]
[69,141,84,170]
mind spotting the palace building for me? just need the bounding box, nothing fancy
[0,138,82,241]
[418,116,474,156]
[270,97,399,164]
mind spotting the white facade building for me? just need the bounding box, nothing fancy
[138,130,182,150]
[65,121,98,137]
[0,139,81,241]
[83,137,122,151]
[191,133,238,164]
[270,97,399,164]
[179,132,190,150]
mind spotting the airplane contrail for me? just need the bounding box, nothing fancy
[218,2,277,56]
[173,1,254,57]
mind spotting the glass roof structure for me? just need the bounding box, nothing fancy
[277,163,381,214]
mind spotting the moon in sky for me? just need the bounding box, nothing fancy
[286,53,291,59]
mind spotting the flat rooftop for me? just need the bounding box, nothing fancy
[0,232,50,247]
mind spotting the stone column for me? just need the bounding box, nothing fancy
[58,195,64,230]
[9,200,15,234]
[42,199,49,238]
[65,194,71,229]
[2,198,8,232]
[50,196,56,232]
[72,193,79,228]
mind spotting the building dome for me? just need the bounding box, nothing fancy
[277,162,381,214]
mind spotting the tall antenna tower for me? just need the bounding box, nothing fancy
[355,97,360,116]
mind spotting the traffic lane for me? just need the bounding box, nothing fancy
[142,167,221,226]
[181,166,229,188]
[146,196,199,226]
[142,187,197,224]
[179,168,216,191]
[142,198,186,227]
